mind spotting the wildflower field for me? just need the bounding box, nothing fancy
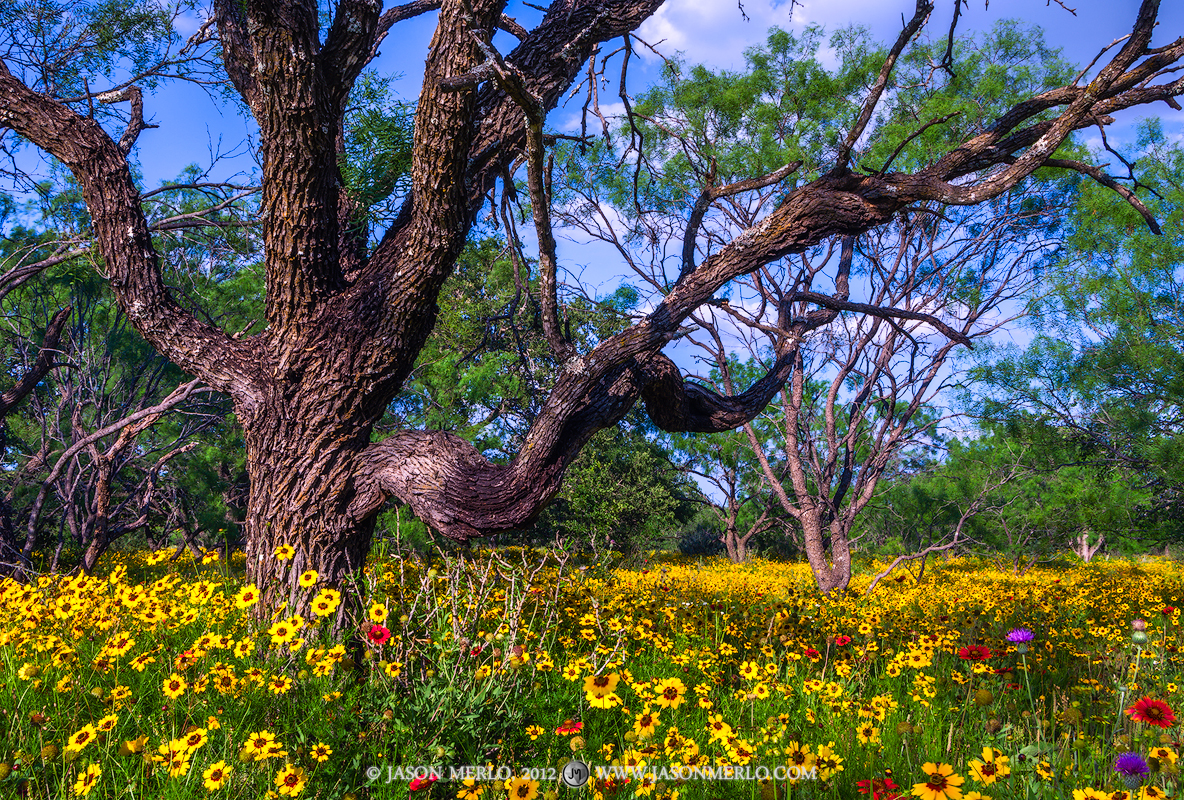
[2,548,1183,800]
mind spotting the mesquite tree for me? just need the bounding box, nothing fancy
[2,0,1182,614]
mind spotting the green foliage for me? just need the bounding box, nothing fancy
[338,72,415,233]
[863,419,1168,567]
[533,410,700,554]
[966,131,1184,549]
[0,0,186,98]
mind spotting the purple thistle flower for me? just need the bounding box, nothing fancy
[1115,752,1149,789]
[1115,753,1149,777]
[1005,628,1035,643]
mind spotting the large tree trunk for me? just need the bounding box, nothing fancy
[723,518,746,564]
[239,391,378,617]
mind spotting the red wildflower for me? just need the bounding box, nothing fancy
[834,635,852,647]
[856,775,902,799]
[1126,697,1177,728]
[958,645,992,662]
[555,719,583,735]
[409,774,438,791]
[1164,607,1177,616]
[367,624,391,647]
[804,648,821,660]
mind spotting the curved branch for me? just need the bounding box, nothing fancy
[922,1,1180,204]
[0,71,265,406]
[349,353,648,537]
[349,344,824,538]
[639,351,797,433]
[0,306,72,417]
[1042,157,1161,234]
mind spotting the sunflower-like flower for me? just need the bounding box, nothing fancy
[203,761,232,791]
[72,763,101,797]
[275,764,307,796]
[654,677,686,709]
[912,762,964,800]
[967,747,1010,785]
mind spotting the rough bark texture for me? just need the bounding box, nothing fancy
[2,0,1183,610]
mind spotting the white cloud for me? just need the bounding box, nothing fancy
[636,0,798,71]
[635,0,919,72]
[174,10,207,39]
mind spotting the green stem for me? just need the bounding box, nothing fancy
[1113,645,1143,746]
[1020,651,1041,743]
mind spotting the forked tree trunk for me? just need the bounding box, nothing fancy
[1075,530,1104,563]
[723,519,747,563]
[801,512,852,595]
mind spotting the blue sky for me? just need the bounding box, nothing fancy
[148,0,1184,186]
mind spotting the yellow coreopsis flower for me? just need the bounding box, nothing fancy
[912,762,964,800]
[234,586,259,610]
[968,747,1010,785]
[65,724,98,754]
[815,742,843,780]
[162,673,187,699]
[275,764,307,796]
[856,722,880,745]
[633,708,660,740]
[506,776,539,800]
[583,673,620,698]
[655,677,687,709]
[311,588,341,617]
[203,761,232,790]
[72,763,101,797]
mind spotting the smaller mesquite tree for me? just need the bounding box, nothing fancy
[2,0,1183,615]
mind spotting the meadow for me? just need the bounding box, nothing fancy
[1,547,1181,800]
